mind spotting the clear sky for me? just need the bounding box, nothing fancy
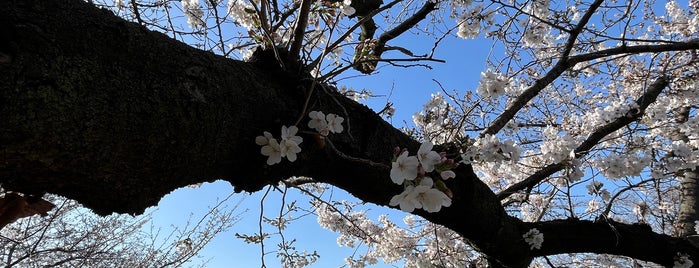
[146,29,494,267]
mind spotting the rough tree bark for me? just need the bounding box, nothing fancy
[674,106,699,238]
[1,0,697,267]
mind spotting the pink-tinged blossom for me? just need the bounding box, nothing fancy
[440,170,456,180]
[390,152,419,184]
[417,142,441,172]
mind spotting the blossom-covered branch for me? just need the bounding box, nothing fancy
[497,76,669,199]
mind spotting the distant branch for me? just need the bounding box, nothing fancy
[288,0,312,62]
[479,2,699,138]
[530,218,699,267]
[308,0,402,70]
[497,76,669,199]
[479,0,602,138]
[375,1,437,53]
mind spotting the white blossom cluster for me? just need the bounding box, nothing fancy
[308,111,344,136]
[519,194,546,222]
[586,181,610,201]
[665,140,699,173]
[523,228,544,250]
[389,142,456,213]
[114,0,125,10]
[181,0,205,29]
[256,125,303,165]
[520,0,552,48]
[455,4,494,39]
[256,111,344,165]
[227,0,259,30]
[412,92,461,143]
[584,98,639,127]
[316,203,474,267]
[461,134,521,164]
[674,253,694,268]
[593,152,650,180]
[539,126,577,164]
[476,69,510,98]
[659,1,699,37]
[585,199,600,213]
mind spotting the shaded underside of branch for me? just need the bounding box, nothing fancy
[530,218,699,267]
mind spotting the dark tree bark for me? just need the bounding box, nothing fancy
[1,0,697,266]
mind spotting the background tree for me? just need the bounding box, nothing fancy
[0,188,240,267]
[2,0,699,267]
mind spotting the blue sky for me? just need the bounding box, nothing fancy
[146,30,493,267]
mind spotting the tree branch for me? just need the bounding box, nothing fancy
[2,1,697,267]
[529,218,699,267]
[288,0,312,62]
[374,1,436,53]
[497,76,669,199]
[479,15,699,138]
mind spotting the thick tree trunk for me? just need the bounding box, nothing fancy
[679,168,699,236]
[674,107,699,237]
[1,0,697,266]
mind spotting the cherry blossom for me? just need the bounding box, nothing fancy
[389,144,457,213]
[308,111,345,135]
[674,253,693,268]
[281,125,303,145]
[308,111,328,133]
[260,138,282,165]
[280,140,302,162]
[389,185,420,212]
[390,151,419,184]
[227,0,259,31]
[523,228,544,250]
[326,114,345,134]
[341,0,356,16]
[440,170,456,180]
[408,178,452,213]
[257,126,303,165]
[181,0,204,29]
[476,69,510,98]
[255,131,274,146]
[417,142,441,172]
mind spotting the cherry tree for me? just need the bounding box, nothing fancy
[1,0,699,267]
[0,189,240,267]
